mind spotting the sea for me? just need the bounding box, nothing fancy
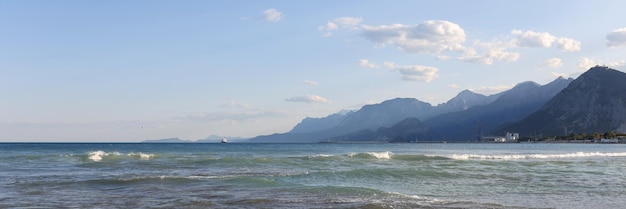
[1,143,626,209]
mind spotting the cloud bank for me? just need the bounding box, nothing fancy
[323,19,582,65]
[361,20,466,54]
[511,29,581,52]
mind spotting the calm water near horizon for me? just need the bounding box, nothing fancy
[1,143,626,208]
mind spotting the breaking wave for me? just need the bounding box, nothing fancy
[347,151,393,159]
[305,151,626,162]
[87,150,154,162]
[305,152,450,161]
[449,152,626,160]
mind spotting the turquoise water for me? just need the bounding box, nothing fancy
[1,143,626,208]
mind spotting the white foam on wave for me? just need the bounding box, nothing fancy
[87,151,154,162]
[313,154,334,158]
[128,152,154,160]
[347,151,393,159]
[369,151,393,159]
[88,151,120,162]
[388,192,442,203]
[303,154,334,159]
[449,152,626,160]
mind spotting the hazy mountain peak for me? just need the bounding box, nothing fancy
[456,89,480,97]
[447,90,480,101]
[377,97,427,106]
[514,81,541,88]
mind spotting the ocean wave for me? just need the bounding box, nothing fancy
[449,152,626,160]
[347,151,393,159]
[304,152,451,162]
[87,150,154,162]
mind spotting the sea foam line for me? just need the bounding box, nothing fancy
[87,150,154,162]
[449,152,626,160]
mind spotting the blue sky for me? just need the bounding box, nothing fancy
[2,1,626,142]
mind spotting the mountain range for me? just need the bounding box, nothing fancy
[250,89,499,143]
[502,66,626,136]
[248,66,625,143]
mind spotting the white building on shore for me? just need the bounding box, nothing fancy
[482,132,519,143]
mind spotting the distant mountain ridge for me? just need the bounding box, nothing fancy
[421,76,572,141]
[287,89,499,136]
[503,66,626,136]
[328,76,573,142]
[250,88,504,143]
[289,110,353,133]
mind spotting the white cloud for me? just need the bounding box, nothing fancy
[262,8,283,22]
[607,60,626,68]
[361,20,466,54]
[396,66,439,82]
[450,84,460,89]
[318,21,338,31]
[384,62,439,82]
[383,61,396,68]
[577,57,626,70]
[285,95,331,104]
[318,17,362,37]
[323,19,581,65]
[459,49,520,65]
[334,17,362,26]
[511,29,555,48]
[576,57,597,70]
[361,60,439,82]
[555,37,581,52]
[540,58,563,69]
[511,29,581,52]
[303,80,319,86]
[359,59,380,69]
[607,28,626,48]
[577,57,597,70]
[458,40,519,64]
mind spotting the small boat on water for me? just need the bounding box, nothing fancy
[221,138,228,143]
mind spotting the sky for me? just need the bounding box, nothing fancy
[2,0,626,142]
